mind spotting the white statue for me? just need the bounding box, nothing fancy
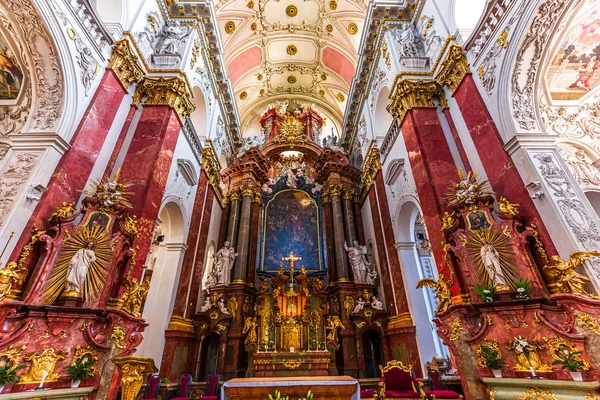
[155,22,192,54]
[366,267,378,285]
[65,241,96,295]
[282,164,298,188]
[206,267,218,289]
[218,298,230,314]
[371,296,383,310]
[200,296,213,312]
[393,25,422,57]
[214,241,238,285]
[480,239,508,286]
[352,297,366,314]
[344,241,370,284]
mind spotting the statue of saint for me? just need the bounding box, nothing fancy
[480,239,508,287]
[344,241,370,283]
[243,316,258,347]
[214,241,238,285]
[155,22,192,54]
[64,241,96,296]
[326,315,345,344]
[121,277,151,317]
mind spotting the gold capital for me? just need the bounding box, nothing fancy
[435,44,470,94]
[361,145,382,192]
[132,76,195,122]
[108,39,145,89]
[387,80,446,122]
[201,140,224,202]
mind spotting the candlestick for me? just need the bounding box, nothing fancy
[36,371,48,391]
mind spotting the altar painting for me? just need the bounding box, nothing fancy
[545,1,600,100]
[0,31,23,100]
[262,190,322,272]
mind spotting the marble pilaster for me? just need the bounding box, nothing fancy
[343,194,357,245]
[332,194,349,281]
[233,193,253,282]
[226,197,242,249]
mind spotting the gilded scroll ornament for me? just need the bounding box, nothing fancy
[387,80,445,122]
[282,359,302,369]
[360,145,382,190]
[110,326,127,349]
[441,212,455,230]
[574,311,600,335]
[0,346,26,373]
[525,225,550,264]
[121,215,139,236]
[448,319,465,341]
[543,251,600,298]
[50,202,77,219]
[417,274,453,313]
[544,336,590,370]
[107,39,145,89]
[476,339,503,368]
[20,349,67,384]
[0,261,27,301]
[112,357,158,400]
[69,346,99,376]
[120,276,151,317]
[515,387,558,400]
[434,44,470,94]
[498,197,519,216]
[132,76,195,121]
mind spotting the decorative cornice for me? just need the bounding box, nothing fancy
[201,139,224,202]
[360,143,382,195]
[387,79,446,122]
[434,44,470,94]
[132,76,195,122]
[107,39,145,89]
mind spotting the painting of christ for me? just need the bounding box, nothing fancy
[262,190,322,272]
[0,32,23,100]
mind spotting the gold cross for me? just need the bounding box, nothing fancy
[282,252,302,271]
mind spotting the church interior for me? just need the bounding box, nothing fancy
[3,0,600,399]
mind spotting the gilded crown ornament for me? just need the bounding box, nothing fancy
[445,169,492,208]
[82,169,133,210]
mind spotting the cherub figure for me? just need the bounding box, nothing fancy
[0,262,27,301]
[544,251,600,298]
[417,274,454,313]
[498,197,519,216]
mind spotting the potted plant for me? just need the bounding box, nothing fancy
[474,284,497,303]
[514,279,531,300]
[552,350,586,381]
[65,357,97,388]
[0,364,26,392]
[479,342,506,378]
[161,377,169,385]
[268,390,314,400]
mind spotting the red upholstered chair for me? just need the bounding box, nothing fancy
[142,373,161,400]
[360,388,378,398]
[171,374,193,400]
[379,360,426,400]
[425,370,463,400]
[199,374,219,400]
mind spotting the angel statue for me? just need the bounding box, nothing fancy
[326,315,345,345]
[543,251,600,298]
[121,277,151,317]
[243,316,258,347]
[417,274,454,314]
[343,295,355,318]
[0,262,27,301]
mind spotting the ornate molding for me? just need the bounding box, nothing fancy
[108,39,145,89]
[360,144,382,201]
[387,79,445,122]
[132,76,194,121]
[435,44,470,93]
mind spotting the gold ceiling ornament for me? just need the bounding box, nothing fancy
[347,22,358,35]
[257,73,263,81]
[119,276,151,317]
[108,39,145,89]
[113,357,158,400]
[515,387,558,400]
[544,336,590,371]
[247,0,254,8]
[133,76,195,121]
[329,0,337,10]
[286,44,298,55]
[326,24,333,33]
[20,348,68,384]
[543,251,600,299]
[259,89,265,95]
[286,4,298,17]
[321,73,327,81]
[287,75,297,84]
[387,79,446,121]
[225,20,236,34]
[251,22,257,31]
[319,90,325,97]
[476,339,503,368]
[42,225,112,305]
[435,44,470,94]
[240,91,248,100]
[336,92,345,102]
[445,168,492,208]
[417,274,453,314]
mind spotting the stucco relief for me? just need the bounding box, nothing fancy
[557,143,600,187]
[3,0,63,131]
[0,152,39,227]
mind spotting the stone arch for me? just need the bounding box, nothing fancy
[191,85,208,136]
[137,201,187,367]
[449,0,488,41]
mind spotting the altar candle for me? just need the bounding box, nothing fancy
[38,371,48,389]
[529,366,537,377]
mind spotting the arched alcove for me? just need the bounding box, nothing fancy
[94,0,126,30]
[451,0,487,41]
[374,87,393,135]
[586,191,600,220]
[191,86,208,136]
[136,201,187,367]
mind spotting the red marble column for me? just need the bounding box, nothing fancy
[442,108,472,172]
[401,108,461,293]
[118,105,182,279]
[247,201,261,285]
[9,69,127,264]
[323,201,337,283]
[354,201,366,245]
[218,202,230,249]
[172,171,209,317]
[104,104,138,176]
[452,74,558,257]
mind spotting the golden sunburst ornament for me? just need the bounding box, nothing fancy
[336,93,345,102]
[287,75,297,84]
[329,0,337,10]
[326,24,333,33]
[82,169,133,210]
[445,168,492,208]
[240,91,248,100]
[42,225,112,305]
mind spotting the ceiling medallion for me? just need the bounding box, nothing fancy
[321,74,327,81]
[348,22,358,35]
[225,21,236,34]
[240,91,248,100]
[329,0,337,10]
[257,73,263,81]
[326,24,333,33]
[336,93,345,102]
[319,90,325,97]
[260,89,265,95]
[286,4,299,17]
[247,0,254,8]
[286,44,298,55]
[251,22,257,31]
[287,76,297,84]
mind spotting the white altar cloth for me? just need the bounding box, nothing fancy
[221,376,360,400]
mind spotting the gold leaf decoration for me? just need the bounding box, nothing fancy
[329,0,337,10]
[286,4,298,17]
[465,227,518,289]
[240,91,248,100]
[287,75,297,84]
[286,44,298,55]
[348,22,358,35]
[225,21,236,34]
[336,93,345,102]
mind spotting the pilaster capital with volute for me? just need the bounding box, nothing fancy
[107,38,145,90]
[132,76,195,122]
[434,44,470,94]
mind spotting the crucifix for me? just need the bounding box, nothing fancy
[282,252,302,287]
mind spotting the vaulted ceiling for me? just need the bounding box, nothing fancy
[214,0,367,138]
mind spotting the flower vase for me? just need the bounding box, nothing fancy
[71,380,81,388]
[569,371,583,381]
[492,369,502,378]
